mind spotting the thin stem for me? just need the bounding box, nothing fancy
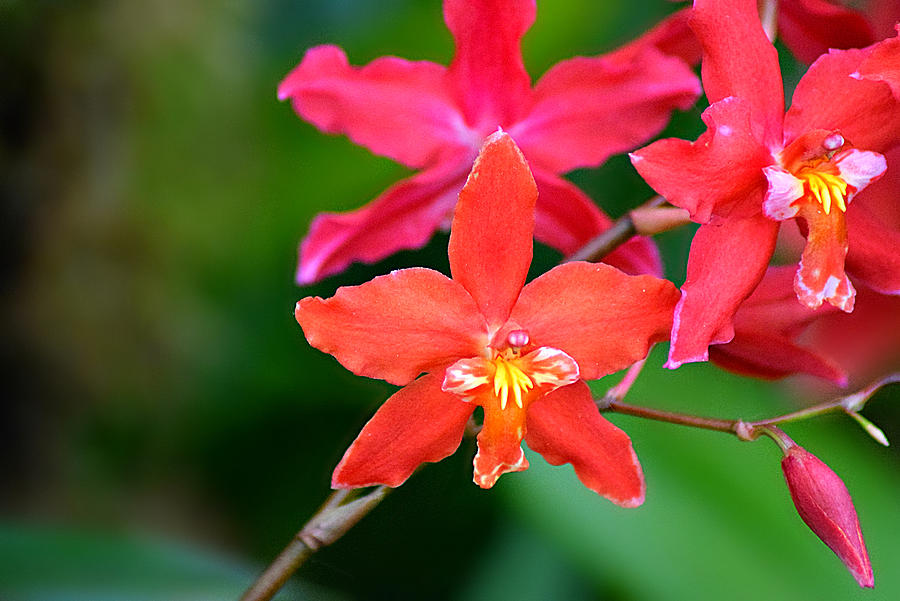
[563,196,667,263]
[240,486,390,601]
[600,397,736,433]
[599,373,899,443]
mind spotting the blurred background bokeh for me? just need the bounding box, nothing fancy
[2,1,898,599]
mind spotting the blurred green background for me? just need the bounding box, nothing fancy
[2,1,898,600]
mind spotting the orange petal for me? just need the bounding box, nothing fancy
[332,375,473,489]
[296,268,488,386]
[526,382,645,507]
[448,131,536,330]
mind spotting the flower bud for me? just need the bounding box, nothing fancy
[781,445,874,588]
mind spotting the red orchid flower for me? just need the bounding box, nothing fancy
[798,145,900,388]
[279,0,700,284]
[294,132,679,504]
[714,143,900,387]
[630,0,900,369]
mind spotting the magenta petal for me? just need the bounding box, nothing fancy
[526,382,645,507]
[785,46,900,153]
[631,97,771,223]
[692,0,784,147]
[778,0,876,64]
[332,375,474,488]
[531,170,663,276]
[511,46,699,173]
[444,0,535,129]
[278,45,471,168]
[610,8,701,66]
[297,156,471,284]
[667,215,780,368]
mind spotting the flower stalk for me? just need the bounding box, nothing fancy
[564,195,680,263]
[240,486,389,601]
[599,372,898,445]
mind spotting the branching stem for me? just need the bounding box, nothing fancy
[599,372,899,447]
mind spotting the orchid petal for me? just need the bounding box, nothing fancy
[805,284,900,386]
[296,157,471,284]
[730,265,839,333]
[526,382,645,507]
[691,0,784,147]
[531,170,663,276]
[786,46,900,153]
[710,331,847,384]
[295,268,488,386]
[449,131,536,329]
[778,0,875,64]
[278,45,471,169]
[834,149,887,192]
[856,28,900,100]
[667,214,779,368]
[763,166,805,220]
[795,205,855,311]
[444,0,535,129]
[610,8,701,66]
[509,262,679,381]
[711,266,846,383]
[845,162,900,294]
[331,375,473,488]
[847,207,900,295]
[631,97,771,223]
[511,46,700,173]
[473,396,529,489]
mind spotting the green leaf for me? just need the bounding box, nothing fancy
[0,524,345,601]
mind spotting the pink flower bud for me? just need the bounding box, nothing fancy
[781,445,874,588]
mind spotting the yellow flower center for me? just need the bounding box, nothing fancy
[491,353,533,410]
[796,168,848,215]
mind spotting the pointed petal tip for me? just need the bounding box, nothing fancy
[480,128,515,152]
[612,490,646,509]
[854,567,875,589]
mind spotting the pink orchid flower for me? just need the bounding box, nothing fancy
[279,0,700,283]
[630,0,900,369]
[294,132,679,504]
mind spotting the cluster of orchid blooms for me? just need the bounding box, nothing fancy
[275,0,900,592]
